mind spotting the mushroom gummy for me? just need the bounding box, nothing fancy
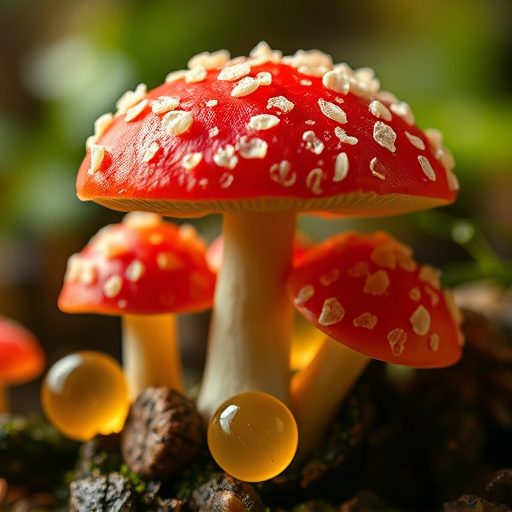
[41,351,130,441]
[207,391,298,482]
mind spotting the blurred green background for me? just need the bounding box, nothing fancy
[1,0,511,412]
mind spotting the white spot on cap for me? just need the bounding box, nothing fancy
[425,285,440,306]
[306,168,325,195]
[300,79,312,86]
[334,127,358,145]
[214,145,238,169]
[429,333,440,352]
[249,41,282,63]
[369,100,392,121]
[409,287,422,301]
[161,110,193,136]
[364,270,390,296]
[256,71,272,86]
[410,305,431,335]
[165,70,187,83]
[88,144,105,175]
[104,275,123,298]
[231,76,260,97]
[295,284,314,304]
[123,211,162,229]
[373,122,396,152]
[219,172,234,188]
[270,160,296,187]
[348,261,369,277]
[418,155,436,181]
[142,142,160,163]
[390,101,415,125]
[302,131,324,155]
[322,68,350,94]
[151,96,180,114]
[80,261,97,286]
[318,98,347,124]
[125,99,148,122]
[419,265,441,290]
[125,260,145,282]
[209,126,219,138]
[237,137,268,159]
[116,84,147,114]
[267,96,294,113]
[206,99,218,107]
[370,157,386,180]
[93,113,114,140]
[388,328,407,356]
[218,62,251,81]
[370,244,396,269]
[284,49,333,77]
[182,152,203,170]
[353,312,377,329]
[318,297,345,326]
[405,131,426,150]
[187,49,230,70]
[157,252,183,270]
[248,114,280,130]
[334,152,349,182]
[319,268,340,286]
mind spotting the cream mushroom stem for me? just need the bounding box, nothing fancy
[0,384,9,414]
[122,313,183,401]
[197,211,296,420]
[291,337,370,460]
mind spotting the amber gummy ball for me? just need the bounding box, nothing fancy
[207,391,298,482]
[41,351,130,441]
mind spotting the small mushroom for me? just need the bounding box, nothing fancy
[0,315,45,413]
[58,212,216,399]
[286,230,464,457]
[74,42,459,419]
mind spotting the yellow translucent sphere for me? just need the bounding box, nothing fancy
[41,351,130,441]
[207,391,298,482]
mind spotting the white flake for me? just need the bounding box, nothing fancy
[151,96,180,114]
[318,98,347,124]
[269,161,296,187]
[214,145,238,169]
[231,76,260,97]
[318,297,345,326]
[369,100,392,121]
[418,155,436,181]
[334,127,358,145]
[267,96,294,113]
[161,110,193,136]
[334,152,349,182]
[248,114,280,131]
[373,121,397,152]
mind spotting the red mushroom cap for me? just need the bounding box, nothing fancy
[286,231,464,368]
[76,43,458,218]
[58,212,217,315]
[0,316,45,384]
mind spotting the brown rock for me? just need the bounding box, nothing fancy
[121,387,204,480]
[190,473,265,512]
[69,473,136,512]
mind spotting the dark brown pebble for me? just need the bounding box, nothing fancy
[121,387,204,480]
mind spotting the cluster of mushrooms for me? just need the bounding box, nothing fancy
[14,42,468,482]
